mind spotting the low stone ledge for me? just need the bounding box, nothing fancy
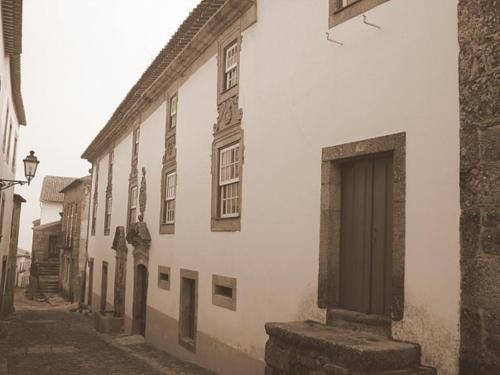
[265,321,422,374]
[94,311,124,334]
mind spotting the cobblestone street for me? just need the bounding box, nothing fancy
[0,290,214,375]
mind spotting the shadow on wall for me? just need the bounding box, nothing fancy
[393,299,459,375]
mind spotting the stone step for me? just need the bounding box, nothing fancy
[264,321,433,374]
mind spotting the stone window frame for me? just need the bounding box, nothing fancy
[211,127,244,232]
[212,274,237,311]
[157,265,171,290]
[127,184,138,228]
[329,0,390,28]
[160,89,178,235]
[318,132,405,322]
[104,194,112,236]
[178,268,198,353]
[91,162,99,236]
[217,25,241,106]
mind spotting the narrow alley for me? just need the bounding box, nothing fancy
[0,290,214,375]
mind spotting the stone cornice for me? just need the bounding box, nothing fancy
[82,0,255,162]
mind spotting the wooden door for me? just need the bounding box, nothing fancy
[133,265,148,336]
[87,259,94,307]
[339,154,393,316]
[0,256,7,310]
[100,262,108,312]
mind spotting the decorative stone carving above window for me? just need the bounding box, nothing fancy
[211,24,244,232]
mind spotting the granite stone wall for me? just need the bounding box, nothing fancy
[458,0,500,373]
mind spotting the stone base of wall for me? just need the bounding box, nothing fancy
[265,321,436,375]
[94,311,124,334]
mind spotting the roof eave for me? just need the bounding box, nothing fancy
[82,0,255,162]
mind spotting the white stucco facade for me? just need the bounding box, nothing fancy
[86,1,461,374]
[39,201,63,225]
[0,0,25,311]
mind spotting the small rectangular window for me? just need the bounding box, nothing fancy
[212,275,237,311]
[163,171,176,224]
[129,186,138,225]
[157,266,171,290]
[219,144,240,218]
[169,94,178,128]
[224,41,238,90]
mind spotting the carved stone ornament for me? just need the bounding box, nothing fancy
[214,95,243,134]
[129,156,138,181]
[126,221,151,260]
[112,226,128,254]
[139,167,147,222]
[163,136,176,164]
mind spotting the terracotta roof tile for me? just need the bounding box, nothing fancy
[40,176,78,203]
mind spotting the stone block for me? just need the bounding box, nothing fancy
[460,126,479,168]
[459,72,500,124]
[458,0,500,43]
[482,207,500,227]
[480,126,500,162]
[461,163,500,208]
[460,307,484,358]
[481,227,500,255]
[461,258,500,309]
[94,311,124,334]
[265,340,291,372]
[460,210,480,256]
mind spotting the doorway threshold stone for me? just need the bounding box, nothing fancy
[264,320,436,374]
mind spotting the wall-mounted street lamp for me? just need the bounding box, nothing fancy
[0,151,40,190]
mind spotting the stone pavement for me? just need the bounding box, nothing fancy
[0,289,215,375]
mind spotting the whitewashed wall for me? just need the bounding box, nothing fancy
[87,0,461,374]
[39,201,62,225]
[0,5,23,286]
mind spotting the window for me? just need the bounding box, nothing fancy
[91,163,99,236]
[6,121,12,161]
[169,94,177,128]
[2,107,8,153]
[329,0,390,27]
[128,186,138,225]
[104,195,112,235]
[133,127,140,157]
[11,136,17,171]
[212,275,237,311]
[163,171,176,224]
[157,266,171,290]
[224,41,238,90]
[219,144,240,218]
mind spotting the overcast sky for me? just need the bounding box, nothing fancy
[15,0,200,250]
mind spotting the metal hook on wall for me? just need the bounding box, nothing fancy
[326,31,343,46]
[362,15,381,29]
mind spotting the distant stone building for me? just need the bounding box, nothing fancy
[59,176,91,303]
[30,176,76,296]
[39,176,77,225]
[81,1,499,374]
[15,248,30,288]
[0,0,27,318]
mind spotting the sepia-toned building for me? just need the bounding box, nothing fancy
[0,0,27,318]
[15,247,30,288]
[81,1,499,374]
[59,175,91,303]
[29,175,76,297]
